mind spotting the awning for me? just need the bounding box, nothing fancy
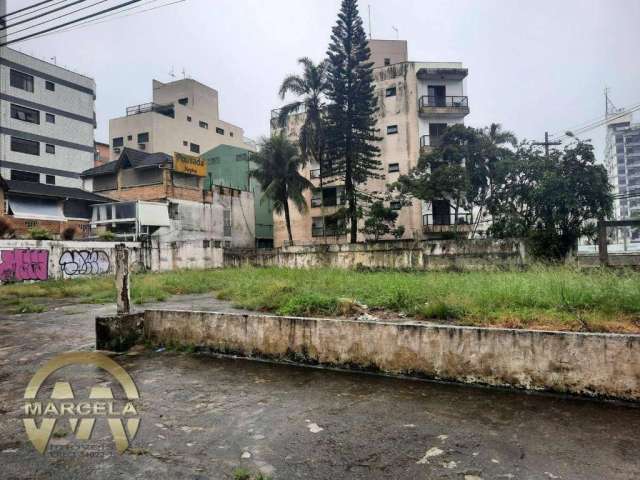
[138,202,170,227]
[8,196,65,221]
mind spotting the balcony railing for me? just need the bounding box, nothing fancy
[423,212,473,233]
[126,102,175,118]
[420,135,443,150]
[419,95,468,109]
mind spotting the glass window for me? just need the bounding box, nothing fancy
[46,175,55,185]
[178,97,188,105]
[137,132,149,143]
[112,137,124,147]
[190,143,200,153]
[385,86,397,97]
[11,104,39,124]
[45,81,55,91]
[216,127,225,135]
[46,113,55,123]
[388,163,400,173]
[187,116,192,122]
[223,210,232,236]
[387,125,398,135]
[11,137,39,156]
[390,201,402,210]
[384,58,391,66]
[11,169,39,182]
[199,121,208,129]
[183,140,188,146]
[10,70,34,92]
[45,144,55,154]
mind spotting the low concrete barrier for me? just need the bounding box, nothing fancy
[133,310,640,401]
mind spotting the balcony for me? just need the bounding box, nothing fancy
[418,96,469,117]
[126,102,175,118]
[420,135,443,151]
[423,212,473,235]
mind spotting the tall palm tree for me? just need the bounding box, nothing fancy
[250,134,314,245]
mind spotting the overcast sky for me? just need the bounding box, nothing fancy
[6,0,640,160]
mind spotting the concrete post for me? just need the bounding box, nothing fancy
[597,220,608,267]
[115,244,131,314]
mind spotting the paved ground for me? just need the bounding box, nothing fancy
[1,294,639,480]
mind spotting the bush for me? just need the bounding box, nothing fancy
[98,230,116,241]
[0,216,15,238]
[28,227,52,240]
[61,225,78,240]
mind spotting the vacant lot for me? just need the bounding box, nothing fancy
[1,266,640,332]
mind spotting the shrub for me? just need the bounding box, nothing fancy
[61,225,78,240]
[98,230,116,241]
[28,227,52,240]
[0,216,15,238]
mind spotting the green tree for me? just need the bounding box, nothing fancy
[325,0,382,243]
[487,141,613,260]
[360,201,405,241]
[250,134,314,245]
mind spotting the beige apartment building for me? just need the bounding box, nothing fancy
[271,40,470,247]
[109,78,252,161]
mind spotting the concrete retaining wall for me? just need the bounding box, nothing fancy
[224,239,527,270]
[141,310,640,401]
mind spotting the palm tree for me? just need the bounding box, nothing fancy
[250,134,314,245]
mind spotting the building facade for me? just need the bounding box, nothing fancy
[109,78,252,161]
[202,144,274,248]
[271,40,470,246]
[0,47,96,188]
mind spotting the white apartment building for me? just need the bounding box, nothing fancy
[0,47,96,188]
[109,78,252,161]
[271,40,470,246]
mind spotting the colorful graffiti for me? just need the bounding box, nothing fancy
[0,249,49,282]
[59,250,111,276]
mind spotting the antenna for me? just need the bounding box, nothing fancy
[169,66,175,80]
[368,4,372,39]
[181,67,186,79]
[50,56,56,65]
[392,25,399,40]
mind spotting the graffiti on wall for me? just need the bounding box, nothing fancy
[0,249,49,282]
[59,250,111,276]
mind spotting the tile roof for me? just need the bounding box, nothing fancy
[6,180,112,203]
[81,148,173,177]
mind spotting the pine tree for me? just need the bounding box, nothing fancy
[325,0,382,243]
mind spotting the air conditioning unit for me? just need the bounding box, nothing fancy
[139,144,146,150]
[114,147,121,154]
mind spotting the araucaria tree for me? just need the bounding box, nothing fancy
[325,0,382,243]
[250,134,314,245]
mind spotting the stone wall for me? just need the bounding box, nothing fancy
[139,310,640,401]
[225,239,526,270]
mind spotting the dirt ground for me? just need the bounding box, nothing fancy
[1,294,639,480]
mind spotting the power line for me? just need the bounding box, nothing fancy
[551,103,640,142]
[6,0,111,36]
[1,0,89,31]
[0,0,143,47]
[0,0,54,21]
[18,0,185,41]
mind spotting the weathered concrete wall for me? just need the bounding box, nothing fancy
[577,253,640,268]
[141,310,640,401]
[0,239,223,283]
[225,239,526,270]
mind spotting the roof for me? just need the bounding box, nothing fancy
[6,180,112,203]
[81,148,173,177]
[0,175,7,192]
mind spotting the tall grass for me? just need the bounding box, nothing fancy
[1,266,639,332]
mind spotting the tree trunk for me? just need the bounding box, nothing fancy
[346,175,357,243]
[284,199,293,246]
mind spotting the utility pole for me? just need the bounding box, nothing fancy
[368,4,372,39]
[533,131,562,160]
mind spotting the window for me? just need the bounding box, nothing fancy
[11,169,39,182]
[112,137,124,147]
[46,113,55,124]
[429,123,447,147]
[137,132,149,143]
[390,201,402,210]
[11,104,40,124]
[11,136,39,156]
[230,132,234,137]
[10,69,34,92]
[384,58,391,66]
[127,135,133,141]
[388,163,400,173]
[46,175,55,185]
[187,116,192,122]
[183,140,188,146]
[199,121,208,129]
[223,209,232,237]
[387,125,398,135]
[45,81,55,91]
[45,144,55,154]
[168,202,179,219]
[190,142,200,154]
[385,86,397,97]
[216,127,225,135]
[311,189,322,207]
[178,97,188,106]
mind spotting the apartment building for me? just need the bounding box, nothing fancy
[271,40,470,246]
[109,78,252,161]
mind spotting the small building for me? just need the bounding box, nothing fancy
[81,147,255,247]
[201,144,274,248]
[94,141,110,167]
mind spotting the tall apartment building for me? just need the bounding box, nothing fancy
[605,113,640,240]
[0,47,96,188]
[109,78,253,161]
[271,40,470,246]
